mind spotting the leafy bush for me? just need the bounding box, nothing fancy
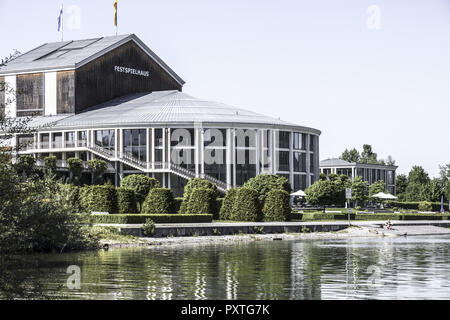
[80,184,118,214]
[142,219,155,237]
[86,159,108,185]
[386,201,449,212]
[116,187,137,214]
[90,214,213,224]
[263,189,291,222]
[44,156,57,174]
[120,175,160,210]
[418,201,433,212]
[243,174,291,206]
[219,188,238,220]
[58,184,82,213]
[180,178,218,214]
[186,188,216,215]
[230,187,262,222]
[67,157,83,185]
[305,175,350,206]
[14,155,36,178]
[142,188,176,214]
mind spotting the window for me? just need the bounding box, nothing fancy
[277,131,290,149]
[16,73,45,117]
[277,151,290,172]
[95,130,115,152]
[123,129,146,162]
[65,132,75,148]
[294,175,307,191]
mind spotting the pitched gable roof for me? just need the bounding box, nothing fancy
[0,34,185,86]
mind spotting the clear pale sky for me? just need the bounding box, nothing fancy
[1,0,449,177]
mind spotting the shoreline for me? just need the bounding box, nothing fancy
[100,225,391,249]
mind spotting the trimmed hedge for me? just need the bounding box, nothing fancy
[179,178,218,214]
[117,187,137,214]
[220,189,238,221]
[186,188,216,215]
[231,187,262,222]
[80,185,118,214]
[263,189,291,222]
[59,184,82,213]
[290,212,355,221]
[142,188,176,214]
[243,174,291,206]
[120,175,160,208]
[290,212,450,221]
[90,214,213,224]
[387,201,449,212]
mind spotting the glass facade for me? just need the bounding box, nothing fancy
[123,129,146,162]
[95,130,115,152]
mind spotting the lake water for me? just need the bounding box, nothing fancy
[5,236,450,300]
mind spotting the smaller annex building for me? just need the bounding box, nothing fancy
[320,158,397,195]
[0,34,321,196]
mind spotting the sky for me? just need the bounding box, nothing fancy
[1,0,449,177]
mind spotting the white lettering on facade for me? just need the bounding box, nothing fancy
[114,66,150,77]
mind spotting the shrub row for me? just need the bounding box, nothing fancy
[290,212,450,221]
[387,201,449,212]
[90,214,213,224]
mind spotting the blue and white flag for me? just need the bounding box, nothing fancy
[57,6,63,32]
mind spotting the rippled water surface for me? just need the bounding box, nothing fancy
[10,236,450,300]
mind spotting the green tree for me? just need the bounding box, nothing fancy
[67,157,83,185]
[142,188,176,214]
[396,174,408,196]
[340,148,360,163]
[44,155,57,174]
[360,144,379,164]
[305,175,350,206]
[369,180,387,198]
[404,166,431,201]
[263,189,291,222]
[243,174,291,206]
[14,155,36,179]
[351,176,368,207]
[179,178,218,214]
[120,175,160,211]
[86,159,108,185]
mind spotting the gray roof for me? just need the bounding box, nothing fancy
[0,34,185,86]
[320,158,353,166]
[29,90,320,133]
[320,158,398,169]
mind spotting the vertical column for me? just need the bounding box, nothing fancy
[119,128,123,159]
[255,129,260,176]
[194,127,199,177]
[226,128,232,189]
[49,132,53,150]
[200,128,205,176]
[44,72,57,116]
[62,131,66,149]
[115,129,119,159]
[306,135,311,187]
[146,128,150,169]
[289,131,294,188]
[37,132,41,150]
[232,129,236,187]
[151,128,155,170]
[167,128,171,170]
[272,130,277,174]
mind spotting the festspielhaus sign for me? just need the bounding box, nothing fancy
[114,65,150,77]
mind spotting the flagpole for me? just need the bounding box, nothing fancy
[61,4,64,42]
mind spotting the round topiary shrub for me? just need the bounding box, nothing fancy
[230,187,262,222]
[179,178,218,214]
[120,175,160,211]
[116,187,137,214]
[80,184,118,214]
[186,188,216,215]
[142,188,176,214]
[243,174,291,206]
[263,189,291,222]
[219,188,239,221]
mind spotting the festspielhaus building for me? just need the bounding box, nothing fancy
[0,34,321,196]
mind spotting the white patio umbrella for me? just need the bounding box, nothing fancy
[371,192,397,200]
[291,190,306,197]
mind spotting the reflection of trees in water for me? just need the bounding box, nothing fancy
[0,255,63,300]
